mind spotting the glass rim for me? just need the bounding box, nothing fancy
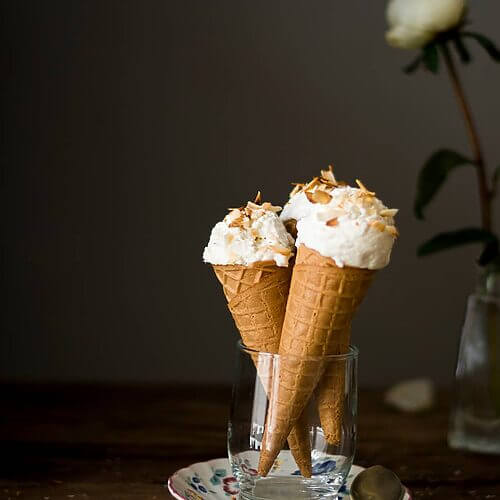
[236,340,359,361]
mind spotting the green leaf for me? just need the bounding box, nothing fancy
[403,55,422,74]
[422,43,439,73]
[418,228,497,257]
[453,36,472,64]
[414,149,472,219]
[462,31,500,62]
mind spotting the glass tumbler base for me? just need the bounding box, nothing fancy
[239,475,344,500]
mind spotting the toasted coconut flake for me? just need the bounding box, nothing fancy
[228,210,244,227]
[311,190,332,204]
[288,184,304,198]
[304,177,320,192]
[289,184,302,198]
[227,209,242,222]
[305,191,315,203]
[386,225,399,237]
[229,219,243,228]
[313,191,332,204]
[370,220,386,232]
[320,165,337,184]
[246,201,261,211]
[359,191,375,199]
[355,179,376,195]
[261,201,282,213]
[318,177,337,188]
[326,218,339,227]
[254,191,262,204]
[270,245,292,256]
[380,208,399,217]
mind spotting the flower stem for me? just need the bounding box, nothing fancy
[440,43,492,231]
[441,44,499,417]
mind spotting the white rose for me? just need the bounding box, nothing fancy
[386,0,466,49]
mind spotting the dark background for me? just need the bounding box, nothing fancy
[2,0,499,386]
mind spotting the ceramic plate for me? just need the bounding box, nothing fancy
[168,457,411,499]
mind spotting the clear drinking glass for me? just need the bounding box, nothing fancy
[228,341,358,499]
[448,265,500,454]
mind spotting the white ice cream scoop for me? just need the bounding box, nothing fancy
[281,169,398,270]
[203,196,295,267]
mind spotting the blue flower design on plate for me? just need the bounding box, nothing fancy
[209,468,227,486]
[292,458,336,475]
[187,473,209,494]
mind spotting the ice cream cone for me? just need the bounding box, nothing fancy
[258,245,376,476]
[317,273,372,445]
[213,263,289,353]
[212,262,312,477]
[315,327,351,445]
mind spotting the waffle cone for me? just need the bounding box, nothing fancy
[258,246,376,476]
[212,263,312,477]
[315,327,351,445]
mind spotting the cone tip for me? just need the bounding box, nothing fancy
[257,452,275,477]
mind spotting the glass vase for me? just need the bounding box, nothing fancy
[228,341,358,499]
[448,264,500,453]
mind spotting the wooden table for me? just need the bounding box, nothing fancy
[1,383,499,499]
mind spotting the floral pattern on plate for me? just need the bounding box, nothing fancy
[168,458,411,499]
[292,458,337,476]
